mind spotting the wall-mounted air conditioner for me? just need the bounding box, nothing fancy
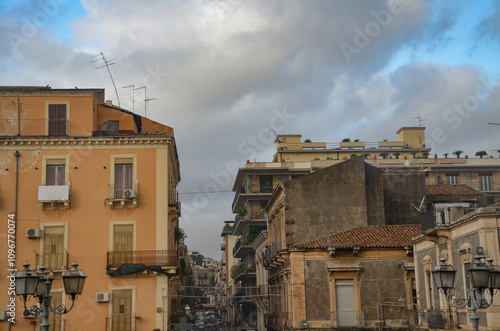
[96,292,110,302]
[0,310,6,321]
[123,189,137,199]
[26,228,42,238]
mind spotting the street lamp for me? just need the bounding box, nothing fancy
[432,247,500,331]
[15,261,86,331]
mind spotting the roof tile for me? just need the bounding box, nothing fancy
[294,225,421,250]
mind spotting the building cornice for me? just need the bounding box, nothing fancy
[0,135,173,147]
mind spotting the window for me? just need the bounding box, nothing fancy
[109,155,138,207]
[328,265,361,328]
[43,226,66,270]
[48,104,67,136]
[479,173,492,191]
[110,223,136,266]
[42,157,69,186]
[113,224,134,252]
[115,163,133,199]
[108,120,119,134]
[260,176,273,193]
[463,261,471,307]
[446,173,459,185]
[111,289,133,331]
[47,164,65,185]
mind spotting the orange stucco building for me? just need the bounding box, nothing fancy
[0,86,181,330]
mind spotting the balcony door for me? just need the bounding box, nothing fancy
[113,224,134,265]
[112,289,133,331]
[48,104,67,136]
[115,164,133,199]
[43,226,65,270]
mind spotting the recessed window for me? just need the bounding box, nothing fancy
[446,173,459,185]
[108,120,119,134]
[479,173,492,191]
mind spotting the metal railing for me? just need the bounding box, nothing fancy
[41,252,69,271]
[106,314,138,331]
[107,250,178,268]
[0,119,70,136]
[108,181,139,200]
[264,242,278,263]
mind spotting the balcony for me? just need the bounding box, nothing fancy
[233,237,253,258]
[38,185,70,209]
[0,119,70,136]
[264,242,278,264]
[232,262,256,281]
[221,243,226,251]
[221,224,233,237]
[106,315,139,331]
[232,214,267,236]
[107,180,139,208]
[232,186,273,212]
[40,251,69,272]
[107,250,178,268]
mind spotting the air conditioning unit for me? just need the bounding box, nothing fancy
[22,309,36,318]
[0,310,6,321]
[123,189,137,199]
[96,292,110,302]
[26,228,41,238]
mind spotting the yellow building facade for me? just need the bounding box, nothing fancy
[0,87,180,330]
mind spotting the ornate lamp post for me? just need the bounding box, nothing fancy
[432,247,500,331]
[15,262,86,331]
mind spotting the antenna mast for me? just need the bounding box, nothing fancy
[91,52,120,107]
[134,86,157,118]
[412,114,427,127]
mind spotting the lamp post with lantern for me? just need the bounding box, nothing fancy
[432,247,500,331]
[14,261,86,331]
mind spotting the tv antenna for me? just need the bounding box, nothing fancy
[488,123,500,125]
[134,86,157,118]
[91,52,120,107]
[122,85,135,113]
[413,114,427,127]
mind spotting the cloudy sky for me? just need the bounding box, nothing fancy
[2,0,500,259]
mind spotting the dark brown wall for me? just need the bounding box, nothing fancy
[283,157,425,246]
[284,157,372,246]
[383,173,426,225]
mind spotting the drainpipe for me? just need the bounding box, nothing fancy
[8,151,20,331]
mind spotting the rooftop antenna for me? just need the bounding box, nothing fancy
[488,123,500,125]
[134,86,157,118]
[122,85,135,113]
[91,52,120,107]
[413,114,427,127]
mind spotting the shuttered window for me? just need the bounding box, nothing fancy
[111,289,133,331]
[48,104,67,136]
[43,226,65,270]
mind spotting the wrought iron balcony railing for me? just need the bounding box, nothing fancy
[107,250,178,268]
[0,119,70,136]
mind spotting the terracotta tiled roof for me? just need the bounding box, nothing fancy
[294,225,421,250]
[426,184,483,196]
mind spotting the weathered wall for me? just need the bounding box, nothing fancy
[383,172,426,225]
[284,157,370,246]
